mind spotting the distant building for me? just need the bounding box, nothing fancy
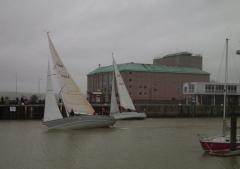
[153,52,202,70]
[183,82,240,105]
[87,62,209,104]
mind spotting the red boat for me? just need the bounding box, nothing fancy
[199,135,240,153]
[199,39,240,156]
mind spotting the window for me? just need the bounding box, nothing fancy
[228,85,237,93]
[129,79,132,82]
[215,85,224,93]
[184,87,187,92]
[139,92,142,95]
[205,84,214,93]
[189,84,195,92]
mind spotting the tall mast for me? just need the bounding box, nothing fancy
[223,38,229,136]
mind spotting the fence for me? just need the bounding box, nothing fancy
[0,104,239,119]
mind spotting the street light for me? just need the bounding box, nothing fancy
[38,77,42,100]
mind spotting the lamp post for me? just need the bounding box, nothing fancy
[15,73,18,98]
[38,77,42,100]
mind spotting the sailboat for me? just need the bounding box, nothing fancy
[199,38,240,155]
[110,56,146,120]
[42,33,115,129]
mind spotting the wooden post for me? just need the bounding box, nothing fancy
[230,112,237,151]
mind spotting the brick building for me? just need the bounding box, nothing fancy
[87,63,209,104]
[153,52,202,70]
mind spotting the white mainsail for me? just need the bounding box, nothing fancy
[112,57,136,111]
[43,62,63,122]
[47,33,94,115]
[110,71,120,115]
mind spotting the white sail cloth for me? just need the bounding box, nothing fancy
[43,63,63,122]
[110,71,120,115]
[47,33,94,115]
[112,57,136,111]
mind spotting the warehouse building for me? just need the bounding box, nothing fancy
[87,62,209,104]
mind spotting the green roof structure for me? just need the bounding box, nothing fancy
[88,63,209,75]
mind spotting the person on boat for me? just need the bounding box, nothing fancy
[70,109,75,117]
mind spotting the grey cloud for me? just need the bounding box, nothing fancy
[0,0,240,93]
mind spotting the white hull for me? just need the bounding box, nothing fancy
[43,115,115,129]
[112,112,146,120]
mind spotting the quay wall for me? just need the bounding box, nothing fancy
[0,105,44,120]
[0,104,239,120]
[136,105,240,117]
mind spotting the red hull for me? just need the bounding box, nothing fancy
[200,140,240,152]
[200,141,240,152]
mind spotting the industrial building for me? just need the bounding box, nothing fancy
[87,54,210,105]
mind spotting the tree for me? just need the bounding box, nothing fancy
[30,94,38,104]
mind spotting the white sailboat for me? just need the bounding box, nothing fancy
[42,33,115,129]
[110,56,146,120]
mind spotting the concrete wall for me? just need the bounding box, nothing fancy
[1,104,239,119]
[0,105,44,120]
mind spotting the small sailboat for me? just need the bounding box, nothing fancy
[110,56,146,120]
[42,33,115,129]
[199,38,240,155]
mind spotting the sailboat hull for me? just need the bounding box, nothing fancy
[199,136,240,153]
[43,115,115,129]
[112,112,146,120]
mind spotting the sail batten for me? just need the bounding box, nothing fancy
[47,33,94,115]
[113,57,136,111]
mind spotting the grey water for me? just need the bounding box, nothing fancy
[0,118,239,169]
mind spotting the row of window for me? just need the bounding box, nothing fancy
[185,84,238,93]
[205,84,237,93]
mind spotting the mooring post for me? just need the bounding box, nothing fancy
[230,112,237,151]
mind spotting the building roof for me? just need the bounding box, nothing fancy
[88,63,209,75]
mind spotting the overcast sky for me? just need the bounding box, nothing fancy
[0,0,240,94]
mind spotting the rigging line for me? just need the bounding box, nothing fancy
[58,84,66,96]
[216,41,226,83]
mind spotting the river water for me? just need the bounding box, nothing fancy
[0,118,239,169]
